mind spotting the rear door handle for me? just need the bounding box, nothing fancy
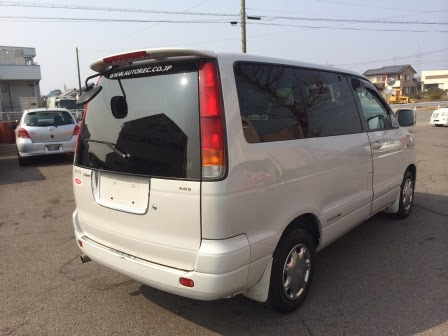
[372,142,382,150]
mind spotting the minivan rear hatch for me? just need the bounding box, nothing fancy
[74,58,204,270]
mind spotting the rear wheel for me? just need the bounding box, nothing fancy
[17,152,27,167]
[392,170,415,219]
[267,229,314,313]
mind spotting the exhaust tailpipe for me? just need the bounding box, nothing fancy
[80,255,91,263]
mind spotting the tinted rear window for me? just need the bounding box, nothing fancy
[74,60,201,180]
[234,63,363,142]
[24,111,75,127]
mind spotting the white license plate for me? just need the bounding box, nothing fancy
[46,145,60,151]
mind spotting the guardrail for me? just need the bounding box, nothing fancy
[0,109,84,122]
[390,101,448,109]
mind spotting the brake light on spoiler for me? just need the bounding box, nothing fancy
[90,48,216,72]
[199,61,226,179]
[103,51,148,64]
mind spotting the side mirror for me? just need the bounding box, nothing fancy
[397,109,416,127]
[76,85,103,105]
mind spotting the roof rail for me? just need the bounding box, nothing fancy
[90,48,216,72]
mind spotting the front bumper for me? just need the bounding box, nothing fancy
[429,118,448,126]
[72,211,251,301]
[17,137,77,157]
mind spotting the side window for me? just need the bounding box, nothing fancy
[299,70,362,137]
[234,63,311,143]
[351,78,393,131]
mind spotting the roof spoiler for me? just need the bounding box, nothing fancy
[90,48,216,72]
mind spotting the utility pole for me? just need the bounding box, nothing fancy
[76,47,82,96]
[241,0,246,53]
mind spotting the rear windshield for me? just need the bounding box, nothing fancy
[74,60,201,180]
[24,111,75,127]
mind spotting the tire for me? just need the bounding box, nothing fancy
[267,229,315,313]
[435,125,443,127]
[17,152,27,167]
[392,170,415,219]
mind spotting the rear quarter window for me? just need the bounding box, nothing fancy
[234,62,363,142]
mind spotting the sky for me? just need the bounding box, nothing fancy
[1,0,447,94]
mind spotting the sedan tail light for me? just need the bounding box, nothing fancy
[17,128,31,138]
[72,124,80,136]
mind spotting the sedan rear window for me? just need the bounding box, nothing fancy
[24,111,75,127]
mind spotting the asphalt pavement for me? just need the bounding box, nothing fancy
[0,110,447,336]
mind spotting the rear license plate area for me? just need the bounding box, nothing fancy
[46,144,61,151]
[92,171,150,214]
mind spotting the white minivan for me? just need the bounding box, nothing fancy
[73,48,416,312]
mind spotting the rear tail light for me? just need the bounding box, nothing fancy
[103,51,147,64]
[74,105,88,155]
[72,124,80,136]
[199,61,226,179]
[17,128,31,138]
[75,76,101,155]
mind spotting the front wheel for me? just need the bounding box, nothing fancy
[267,229,314,313]
[393,170,415,219]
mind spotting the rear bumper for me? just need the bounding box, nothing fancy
[72,211,251,301]
[17,137,76,156]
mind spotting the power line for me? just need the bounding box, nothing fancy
[314,0,446,13]
[263,16,448,25]
[3,15,447,33]
[249,22,448,33]
[334,48,448,66]
[0,1,237,17]
[0,16,230,23]
[1,1,447,26]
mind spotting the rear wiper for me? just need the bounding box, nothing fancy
[84,139,130,159]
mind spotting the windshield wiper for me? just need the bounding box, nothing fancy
[84,139,130,159]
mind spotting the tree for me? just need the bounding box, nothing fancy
[427,87,444,100]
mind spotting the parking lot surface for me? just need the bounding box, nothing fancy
[1,110,447,336]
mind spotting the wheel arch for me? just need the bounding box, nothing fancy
[278,213,321,251]
[406,163,416,180]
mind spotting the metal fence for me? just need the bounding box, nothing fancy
[0,109,84,122]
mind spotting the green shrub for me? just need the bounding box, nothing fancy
[428,87,444,100]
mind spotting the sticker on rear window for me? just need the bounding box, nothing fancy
[105,61,197,80]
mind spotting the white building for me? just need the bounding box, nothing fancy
[0,46,42,112]
[421,70,448,91]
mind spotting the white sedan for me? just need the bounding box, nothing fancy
[429,108,448,127]
[15,108,80,166]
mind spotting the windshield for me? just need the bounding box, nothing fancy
[57,99,80,110]
[74,60,201,180]
[24,111,75,127]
